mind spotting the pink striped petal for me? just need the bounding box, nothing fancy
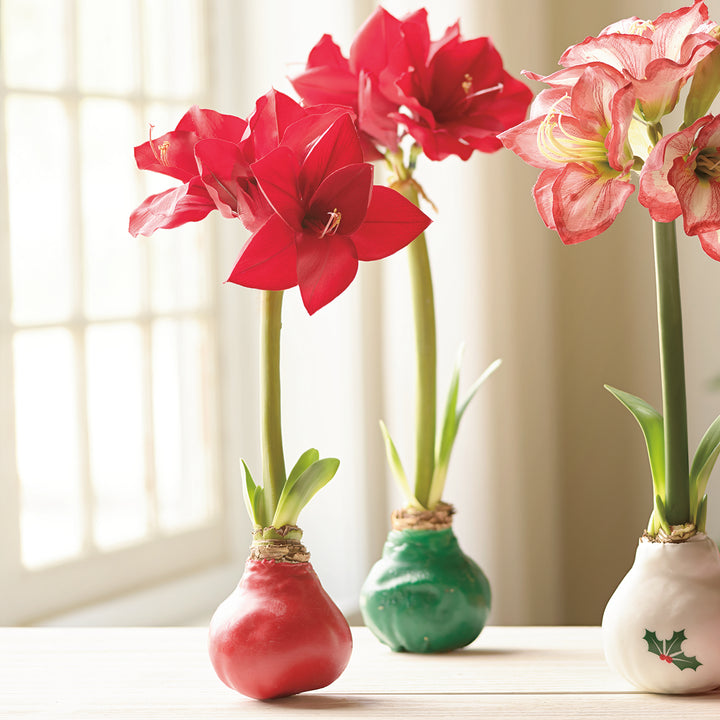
[669,155,720,236]
[698,230,720,262]
[552,164,635,244]
[296,232,358,314]
[227,214,298,291]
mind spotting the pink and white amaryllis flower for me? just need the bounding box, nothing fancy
[639,114,720,260]
[499,65,635,244]
[555,0,718,124]
[227,114,431,314]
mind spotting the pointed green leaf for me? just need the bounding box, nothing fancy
[655,494,670,534]
[665,629,687,656]
[644,629,664,656]
[605,386,665,503]
[697,494,708,533]
[379,420,422,508]
[240,459,265,528]
[456,358,502,425]
[287,448,320,488]
[435,348,463,467]
[671,652,702,671]
[690,413,720,522]
[272,457,339,527]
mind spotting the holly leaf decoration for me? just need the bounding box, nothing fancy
[644,629,702,671]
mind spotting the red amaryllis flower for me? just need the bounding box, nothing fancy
[226,114,431,314]
[499,65,635,244]
[552,0,718,123]
[291,7,531,162]
[639,114,720,260]
[129,106,247,237]
[195,90,352,233]
[389,10,532,161]
[289,7,416,157]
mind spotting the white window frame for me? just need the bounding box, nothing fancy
[0,0,247,626]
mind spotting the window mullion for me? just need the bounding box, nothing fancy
[67,0,96,557]
[0,35,22,576]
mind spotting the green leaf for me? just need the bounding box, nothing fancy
[287,448,320,489]
[271,457,340,527]
[690,413,720,522]
[435,348,462,470]
[379,420,422,508]
[664,629,687,656]
[644,629,664,656]
[456,358,502,426]
[605,386,665,505]
[672,652,703,671]
[240,460,265,528]
[697,494,708,533]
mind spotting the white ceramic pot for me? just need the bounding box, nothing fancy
[602,532,720,693]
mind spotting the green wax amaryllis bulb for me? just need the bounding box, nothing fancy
[360,504,491,653]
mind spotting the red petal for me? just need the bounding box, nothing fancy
[175,106,247,142]
[299,115,364,199]
[307,34,351,71]
[251,146,304,230]
[349,7,403,75]
[296,232,358,314]
[350,186,431,260]
[227,214,298,290]
[280,108,357,163]
[134,130,198,182]
[247,90,306,160]
[290,66,358,109]
[128,178,214,237]
[308,164,372,236]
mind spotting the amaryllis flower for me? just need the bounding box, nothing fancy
[553,0,718,123]
[290,8,417,156]
[129,106,247,237]
[499,65,635,244]
[291,7,531,162]
[639,114,720,260]
[226,114,431,314]
[389,11,532,161]
[195,90,351,233]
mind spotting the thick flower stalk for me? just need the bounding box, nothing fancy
[292,7,529,510]
[500,0,720,537]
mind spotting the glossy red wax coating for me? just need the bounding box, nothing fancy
[208,558,352,700]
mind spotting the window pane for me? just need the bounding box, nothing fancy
[77,0,137,94]
[2,0,68,90]
[142,0,203,98]
[86,323,148,549]
[81,99,143,319]
[6,95,74,324]
[14,329,83,568]
[153,318,214,531]
[149,226,210,313]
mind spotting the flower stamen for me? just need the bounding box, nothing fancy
[148,124,171,166]
[537,96,609,166]
[320,208,342,237]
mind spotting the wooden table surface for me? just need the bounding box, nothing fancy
[3,626,720,718]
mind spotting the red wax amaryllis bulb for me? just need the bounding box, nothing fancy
[208,557,352,700]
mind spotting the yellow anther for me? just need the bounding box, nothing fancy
[462,74,473,94]
[320,209,342,237]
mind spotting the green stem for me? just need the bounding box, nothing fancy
[261,289,286,521]
[394,177,436,508]
[652,220,689,524]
